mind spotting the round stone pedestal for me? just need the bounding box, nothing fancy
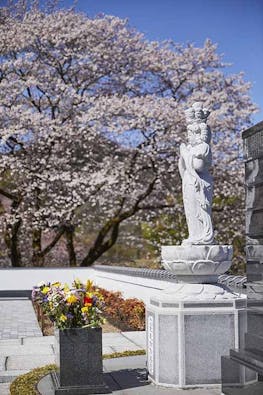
[146,283,246,388]
[162,245,233,283]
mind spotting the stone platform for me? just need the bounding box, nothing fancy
[147,283,246,388]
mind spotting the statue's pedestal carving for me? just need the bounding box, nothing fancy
[147,283,247,388]
[162,245,232,283]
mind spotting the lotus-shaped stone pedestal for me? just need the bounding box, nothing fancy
[161,244,233,283]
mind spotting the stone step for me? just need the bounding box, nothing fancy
[22,335,54,345]
[6,354,55,371]
[230,348,263,375]
[0,335,54,347]
[0,344,54,356]
[0,369,29,383]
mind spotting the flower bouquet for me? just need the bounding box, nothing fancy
[32,278,104,329]
[32,279,110,394]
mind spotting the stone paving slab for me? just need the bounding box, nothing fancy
[103,337,139,347]
[0,338,21,346]
[103,355,146,372]
[103,333,131,344]
[23,336,55,345]
[0,369,29,383]
[0,344,54,356]
[103,332,146,350]
[6,354,55,370]
[0,356,6,371]
[0,382,10,395]
[103,346,116,354]
[121,331,146,349]
[0,299,42,339]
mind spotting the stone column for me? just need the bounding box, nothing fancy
[222,121,263,394]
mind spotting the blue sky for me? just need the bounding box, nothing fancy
[66,0,263,125]
[1,0,262,124]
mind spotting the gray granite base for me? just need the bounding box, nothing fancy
[51,371,111,394]
[146,283,247,388]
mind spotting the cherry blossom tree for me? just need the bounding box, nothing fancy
[0,1,257,267]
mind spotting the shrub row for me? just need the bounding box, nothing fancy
[98,287,145,331]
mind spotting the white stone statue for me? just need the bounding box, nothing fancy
[179,102,214,245]
[161,102,232,283]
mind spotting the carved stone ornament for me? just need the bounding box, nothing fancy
[162,245,232,283]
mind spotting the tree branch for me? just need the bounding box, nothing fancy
[0,188,19,202]
[39,226,66,257]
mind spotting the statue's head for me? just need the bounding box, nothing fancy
[192,102,210,122]
[185,102,211,145]
[185,107,195,124]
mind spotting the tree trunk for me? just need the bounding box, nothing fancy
[80,175,158,266]
[80,247,104,267]
[32,228,44,266]
[80,221,120,266]
[4,219,22,267]
[65,226,77,266]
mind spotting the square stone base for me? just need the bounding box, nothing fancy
[51,372,111,394]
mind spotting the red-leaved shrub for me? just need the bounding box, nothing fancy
[98,288,145,331]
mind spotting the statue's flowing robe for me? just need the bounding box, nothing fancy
[181,142,214,245]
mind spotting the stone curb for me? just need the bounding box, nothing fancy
[94,265,246,289]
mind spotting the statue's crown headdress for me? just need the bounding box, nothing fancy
[192,102,210,122]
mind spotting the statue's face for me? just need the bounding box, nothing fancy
[187,126,195,145]
[188,124,201,146]
[195,109,203,120]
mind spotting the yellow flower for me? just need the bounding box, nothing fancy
[81,306,89,313]
[73,278,82,289]
[42,287,50,295]
[60,314,67,322]
[86,280,93,291]
[94,290,103,300]
[52,281,61,288]
[66,294,78,304]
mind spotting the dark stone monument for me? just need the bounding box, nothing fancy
[52,328,111,394]
[222,121,263,394]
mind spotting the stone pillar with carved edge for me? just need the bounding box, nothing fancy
[146,103,247,388]
[221,121,263,395]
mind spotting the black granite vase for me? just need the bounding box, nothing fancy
[52,327,111,394]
